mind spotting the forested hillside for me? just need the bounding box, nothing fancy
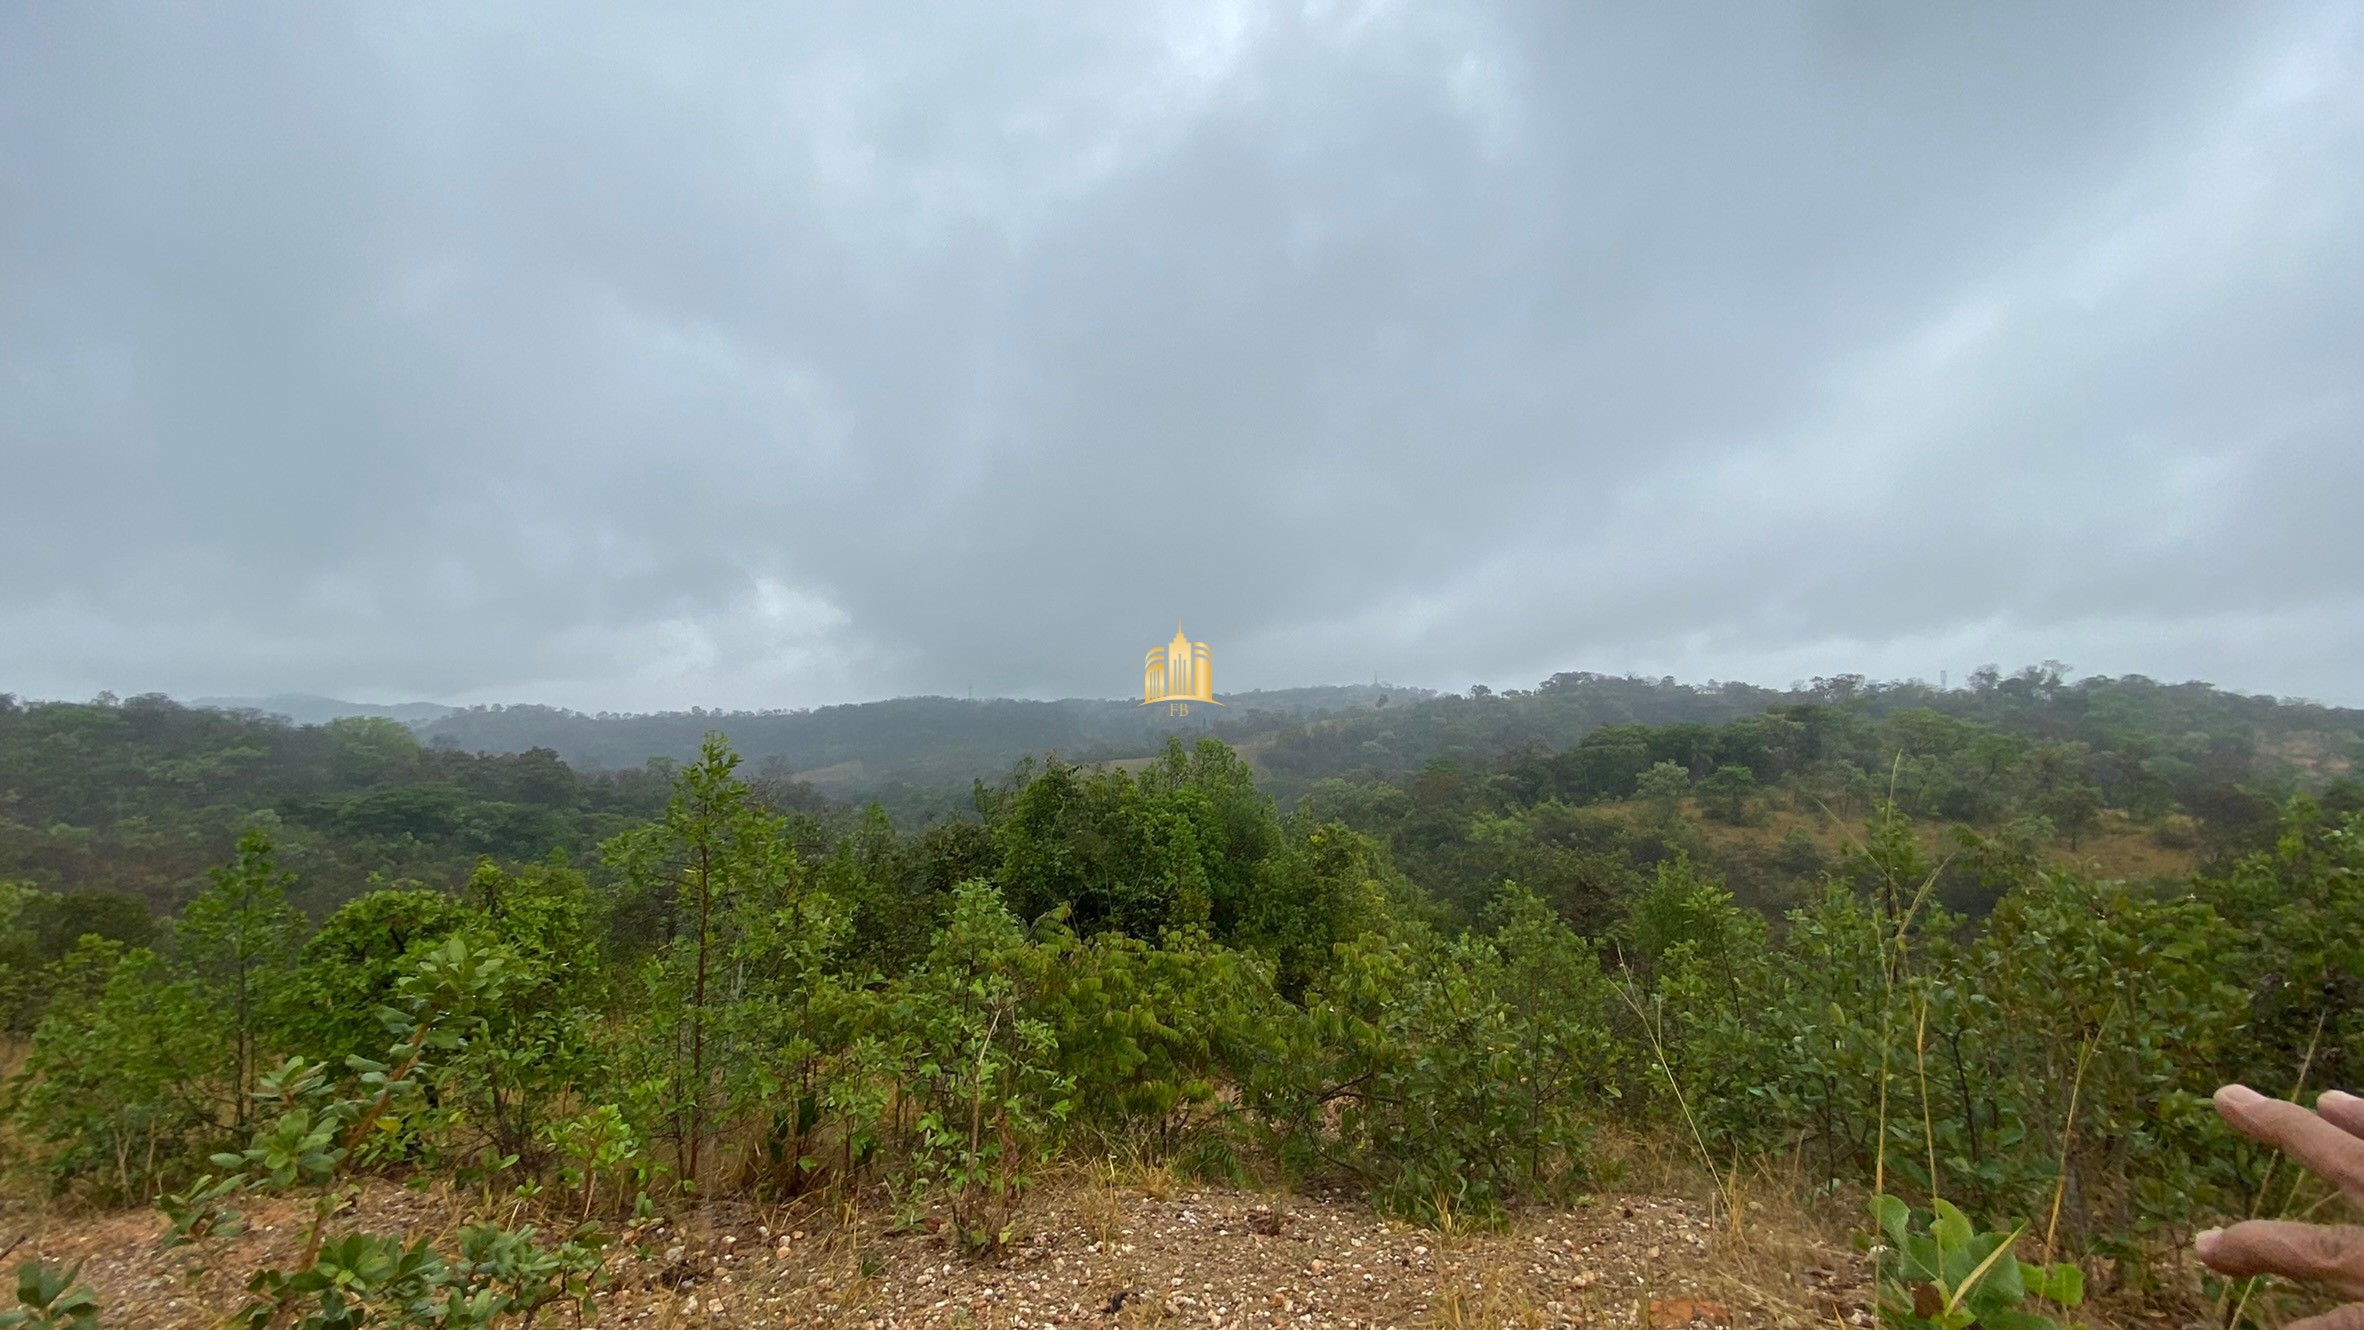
[0,694,676,916]
[4,667,2354,917]
[1254,664,2361,802]
[239,665,2364,823]
[1289,667,2363,924]
[404,684,1435,787]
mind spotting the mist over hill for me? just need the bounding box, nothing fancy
[10,661,2359,927]
[406,684,1437,785]
[245,666,2364,816]
[193,694,460,726]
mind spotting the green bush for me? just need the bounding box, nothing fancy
[2191,802,2363,1097]
[1305,893,1611,1224]
[884,880,1071,1251]
[163,936,611,1330]
[274,887,469,1067]
[9,939,226,1202]
[1664,805,2251,1269]
[1036,920,1296,1167]
[1940,868,2246,1256]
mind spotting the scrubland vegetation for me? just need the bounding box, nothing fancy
[0,672,2357,1328]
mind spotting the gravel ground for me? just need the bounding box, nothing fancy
[6,1180,1872,1328]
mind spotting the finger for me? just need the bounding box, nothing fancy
[2287,1304,2364,1330]
[2323,1091,2364,1142]
[2197,1221,2364,1298]
[2217,1086,2364,1196]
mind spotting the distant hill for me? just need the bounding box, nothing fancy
[0,692,665,914]
[5,668,2354,910]
[195,694,458,726]
[187,669,2362,818]
[412,684,1435,790]
[1251,668,2361,791]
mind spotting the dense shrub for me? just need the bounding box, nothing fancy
[273,887,469,1067]
[1035,921,1296,1166]
[1636,809,2257,1269]
[1303,888,1615,1224]
[10,940,225,1203]
[2190,801,2364,1096]
[883,880,1071,1250]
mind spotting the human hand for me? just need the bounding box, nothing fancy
[2197,1084,2364,1330]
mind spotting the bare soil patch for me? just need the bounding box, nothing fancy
[5,1180,1874,1329]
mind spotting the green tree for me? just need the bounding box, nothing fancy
[603,734,792,1189]
[885,880,1071,1250]
[431,860,610,1169]
[719,848,861,1199]
[1621,855,1759,990]
[11,940,224,1202]
[1230,821,1388,1000]
[2039,782,2105,850]
[175,829,306,1130]
[1697,763,1761,824]
[993,756,1216,939]
[817,802,942,977]
[0,881,44,1036]
[1636,760,1691,822]
[1771,825,1829,882]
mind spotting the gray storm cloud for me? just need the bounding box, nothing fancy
[4,1,2361,708]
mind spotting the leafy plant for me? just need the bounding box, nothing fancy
[234,1232,445,1330]
[544,1104,648,1221]
[603,734,799,1190]
[1037,920,1294,1165]
[149,936,613,1329]
[272,887,468,1069]
[176,828,306,1132]
[1869,1196,2082,1330]
[0,1261,99,1330]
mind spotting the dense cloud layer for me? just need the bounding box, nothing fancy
[5,2,2360,708]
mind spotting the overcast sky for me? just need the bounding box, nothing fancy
[5,2,2361,711]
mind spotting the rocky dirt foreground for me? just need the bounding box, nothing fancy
[9,1180,1873,1328]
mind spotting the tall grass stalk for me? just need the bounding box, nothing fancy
[1915,992,1939,1204]
[1867,792,1946,1315]
[2039,1011,2108,1271]
[1615,975,1742,1233]
[1948,1221,2031,1319]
